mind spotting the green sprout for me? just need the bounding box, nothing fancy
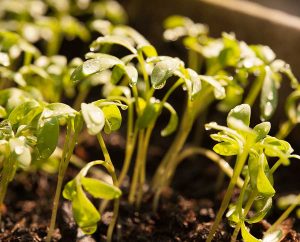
[204,104,300,242]
[151,15,298,203]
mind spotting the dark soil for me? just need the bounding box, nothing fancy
[0,132,299,241]
[0,168,299,242]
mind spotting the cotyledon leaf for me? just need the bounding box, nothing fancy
[36,116,59,161]
[260,66,278,121]
[101,105,122,134]
[81,177,121,200]
[72,185,100,234]
[71,54,123,83]
[161,102,178,137]
[81,103,105,135]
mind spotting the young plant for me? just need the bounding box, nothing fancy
[63,160,121,241]
[0,0,127,55]
[47,99,125,242]
[204,104,300,242]
[151,16,299,201]
[262,193,300,242]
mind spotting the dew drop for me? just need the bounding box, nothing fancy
[83,60,100,75]
[267,92,274,101]
[15,145,25,155]
[264,102,273,117]
[153,81,166,90]
[43,109,53,118]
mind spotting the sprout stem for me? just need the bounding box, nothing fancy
[97,133,119,242]
[267,193,300,233]
[206,147,249,242]
[129,130,145,204]
[47,120,78,242]
[171,146,244,188]
[0,156,16,224]
[276,120,295,140]
[244,73,264,107]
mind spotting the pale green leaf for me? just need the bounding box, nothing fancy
[81,177,121,200]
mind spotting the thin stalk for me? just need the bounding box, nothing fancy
[276,120,295,140]
[206,147,249,242]
[152,89,214,191]
[192,108,208,148]
[136,125,153,208]
[73,87,90,111]
[128,130,145,204]
[230,176,252,242]
[96,133,119,242]
[152,102,194,190]
[270,159,282,174]
[47,121,73,242]
[171,146,244,188]
[267,193,300,234]
[231,191,257,242]
[53,147,111,182]
[118,103,137,186]
[137,53,149,92]
[244,74,264,107]
[188,49,199,72]
[0,156,16,223]
[23,52,33,66]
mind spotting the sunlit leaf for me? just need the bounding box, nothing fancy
[81,103,105,135]
[81,177,121,200]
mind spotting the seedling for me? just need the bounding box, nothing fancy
[0,0,127,55]
[204,104,300,242]
[152,16,298,201]
[63,160,121,241]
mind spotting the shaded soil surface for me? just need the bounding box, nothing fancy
[0,169,299,242]
[0,132,299,241]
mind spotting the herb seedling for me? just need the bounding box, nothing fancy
[152,16,299,203]
[204,104,300,242]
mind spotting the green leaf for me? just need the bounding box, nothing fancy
[213,142,239,156]
[42,103,77,120]
[35,117,59,161]
[90,35,137,54]
[227,104,251,129]
[9,137,31,169]
[200,75,226,100]
[81,103,105,135]
[254,122,271,141]
[81,177,121,200]
[161,102,178,137]
[101,105,122,134]
[63,179,77,201]
[72,186,101,234]
[138,45,157,57]
[263,137,293,163]
[285,90,300,124]
[247,197,272,223]
[8,100,41,126]
[257,154,275,196]
[137,99,159,129]
[185,68,201,100]
[217,84,243,112]
[124,65,138,86]
[71,55,123,83]
[164,15,190,29]
[241,222,261,242]
[260,67,278,121]
[0,106,7,118]
[151,58,183,89]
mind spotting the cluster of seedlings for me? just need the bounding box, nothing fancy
[0,1,299,241]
